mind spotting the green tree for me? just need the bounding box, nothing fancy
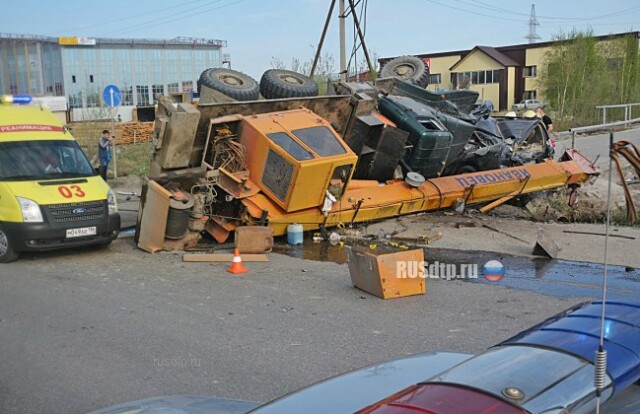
[539,30,640,129]
[619,34,640,103]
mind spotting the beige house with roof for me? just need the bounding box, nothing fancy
[380,31,640,111]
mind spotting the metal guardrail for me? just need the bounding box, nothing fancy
[568,116,640,148]
[596,103,640,124]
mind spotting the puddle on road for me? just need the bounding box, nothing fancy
[273,237,639,300]
[272,238,349,264]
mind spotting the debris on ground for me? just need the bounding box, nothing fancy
[520,180,639,225]
[389,231,443,245]
[235,226,274,253]
[561,229,635,240]
[481,224,530,244]
[533,229,559,259]
[345,246,426,299]
[182,253,269,262]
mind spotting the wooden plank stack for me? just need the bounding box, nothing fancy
[114,122,154,145]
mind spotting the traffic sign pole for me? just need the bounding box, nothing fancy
[102,84,122,108]
[111,117,117,179]
[102,84,121,180]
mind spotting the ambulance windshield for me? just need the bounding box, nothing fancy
[0,140,95,181]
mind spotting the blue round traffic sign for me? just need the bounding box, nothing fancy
[102,84,122,107]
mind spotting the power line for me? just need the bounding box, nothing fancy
[466,0,640,22]
[582,21,639,27]
[96,0,232,37]
[422,0,527,22]
[96,0,245,37]
[423,0,640,32]
[347,0,368,77]
[438,0,640,24]
[465,0,577,20]
[58,0,213,34]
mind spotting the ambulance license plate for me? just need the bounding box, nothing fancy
[66,227,97,238]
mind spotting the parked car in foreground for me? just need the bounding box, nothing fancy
[90,301,640,413]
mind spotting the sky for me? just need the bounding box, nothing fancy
[2,0,639,79]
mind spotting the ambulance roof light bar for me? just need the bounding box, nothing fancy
[1,94,33,105]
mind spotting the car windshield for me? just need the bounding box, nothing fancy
[498,119,539,142]
[0,139,95,180]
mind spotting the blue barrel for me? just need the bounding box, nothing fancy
[287,223,304,245]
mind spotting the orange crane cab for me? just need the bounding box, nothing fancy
[238,109,358,212]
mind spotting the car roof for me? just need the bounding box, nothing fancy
[0,104,72,142]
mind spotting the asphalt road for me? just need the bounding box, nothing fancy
[0,239,581,414]
[556,126,640,171]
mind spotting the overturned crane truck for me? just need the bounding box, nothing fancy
[135,76,599,252]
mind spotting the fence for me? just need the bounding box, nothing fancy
[565,102,640,148]
[68,121,153,179]
[568,117,640,148]
[595,103,640,125]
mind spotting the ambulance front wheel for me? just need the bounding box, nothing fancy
[0,227,19,263]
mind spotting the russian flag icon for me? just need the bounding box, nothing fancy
[483,260,505,282]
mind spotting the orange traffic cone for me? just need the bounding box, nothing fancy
[227,248,248,274]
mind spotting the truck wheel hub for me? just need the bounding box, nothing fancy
[395,64,415,77]
[0,232,8,255]
[220,75,243,86]
[281,75,303,85]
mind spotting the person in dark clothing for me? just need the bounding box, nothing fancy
[535,107,553,133]
[536,107,556,154]
[98,129,113,181]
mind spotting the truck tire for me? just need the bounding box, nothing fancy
[380,56,430,88]
[198,68,260,101]
[259,69,319,99]
[0,227,19,263]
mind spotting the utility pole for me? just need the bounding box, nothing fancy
[339,0,346,81]
[310,0,336,78]
[525,4,541,44]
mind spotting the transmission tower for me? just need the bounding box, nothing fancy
[525,4,541,43]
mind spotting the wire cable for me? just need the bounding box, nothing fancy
[97,0,249,37]
[58,0,213,34]
[421,0,526,22]
[468,0,640,22]
[423,0,640,24]
[346,0,367,78]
